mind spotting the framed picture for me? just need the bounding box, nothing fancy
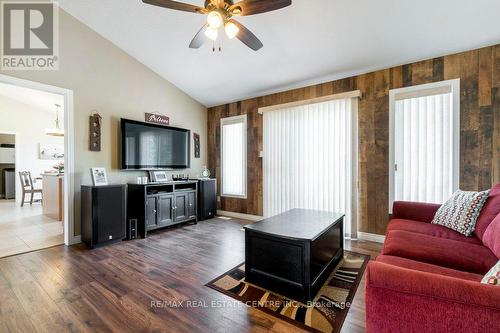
[39,143,64,160]
[91,167,108,186]
[150,170,168,183]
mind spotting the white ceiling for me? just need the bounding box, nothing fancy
[58,0,500,107]
[0,83,64,118]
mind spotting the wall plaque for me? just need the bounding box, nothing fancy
[145,113,170,126]
[89,113,102,151]
[194,132,200,158]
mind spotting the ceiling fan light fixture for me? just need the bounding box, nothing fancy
[225,21,239,39]
[204,26,218,41]
[142,0,293,51]
[207,11,223,28]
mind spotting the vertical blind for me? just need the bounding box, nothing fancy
[221,115,247,197]
[394,92,455,204]
[263,98,354,236]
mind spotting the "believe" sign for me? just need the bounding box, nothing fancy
[145,113,170,126]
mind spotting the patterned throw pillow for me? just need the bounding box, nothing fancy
[432,190,490,236]
[481,261,500,286]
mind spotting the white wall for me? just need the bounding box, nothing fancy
[0,96,64,202]
[0,9,207,235]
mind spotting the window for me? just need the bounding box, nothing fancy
[221,115,247,198]
[261,92,360,238]
[389,79,460,209]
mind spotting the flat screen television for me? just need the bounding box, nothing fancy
[120,118,190,170]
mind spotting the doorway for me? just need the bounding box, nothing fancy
[0,75,75,256]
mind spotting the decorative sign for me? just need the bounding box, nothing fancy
[194,132,200,158]
[145,113,170,126]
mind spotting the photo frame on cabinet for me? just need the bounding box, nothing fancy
[91,167,108,186]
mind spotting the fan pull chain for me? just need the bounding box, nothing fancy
[211,41,222,53]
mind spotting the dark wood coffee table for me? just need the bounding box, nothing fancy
[244,209,344,304]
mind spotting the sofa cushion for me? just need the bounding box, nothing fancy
[431,189,490,236]
[365,261,500,333]
[387,219,483,245]
[481,261,500,285]
[392,201,441,223]
[376,254,483,282]
[483,213,500,258]
[476,183,500,240]
[382,230,497,274]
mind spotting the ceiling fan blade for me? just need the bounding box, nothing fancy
[229,0,291,16]
[189,25,208,49]
[142,0,205,13]
[230,20,263,51]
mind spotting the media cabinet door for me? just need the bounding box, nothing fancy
[187,191,196,219]
[158,195,174,226]
[174,193,188,222]
[145,197,158,229]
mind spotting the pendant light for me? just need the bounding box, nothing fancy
[45,104,64,137]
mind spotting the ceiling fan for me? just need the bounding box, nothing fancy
[142,0,292,51]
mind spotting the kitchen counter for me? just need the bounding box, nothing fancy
[42,173,64,221]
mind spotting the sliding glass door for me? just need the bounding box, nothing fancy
[262,97,358,237]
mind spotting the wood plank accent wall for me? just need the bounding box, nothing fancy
[207,45,500,235]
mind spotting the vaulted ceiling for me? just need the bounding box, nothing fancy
[59,0,500,107]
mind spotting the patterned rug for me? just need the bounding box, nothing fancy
[206,251,369,333]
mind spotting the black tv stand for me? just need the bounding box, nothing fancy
[127,181,198,238]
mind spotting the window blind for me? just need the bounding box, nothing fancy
[221,115,247,197]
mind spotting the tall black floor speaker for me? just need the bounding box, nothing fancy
[81,185,126,248]
[197,178,217,221]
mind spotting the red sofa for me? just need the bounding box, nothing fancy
[365,185,500,333]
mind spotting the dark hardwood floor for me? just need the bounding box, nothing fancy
[0,217,382,333]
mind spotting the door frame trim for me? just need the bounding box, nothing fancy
[0,74,76,245]
[388,78,460,212]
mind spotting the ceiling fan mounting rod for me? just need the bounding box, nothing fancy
[209,0,233,9]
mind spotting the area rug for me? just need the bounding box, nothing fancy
[206,251,369,333]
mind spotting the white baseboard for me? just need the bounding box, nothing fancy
[70,235,81,245]
[357,231,386,243]
[217,210,263,222]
